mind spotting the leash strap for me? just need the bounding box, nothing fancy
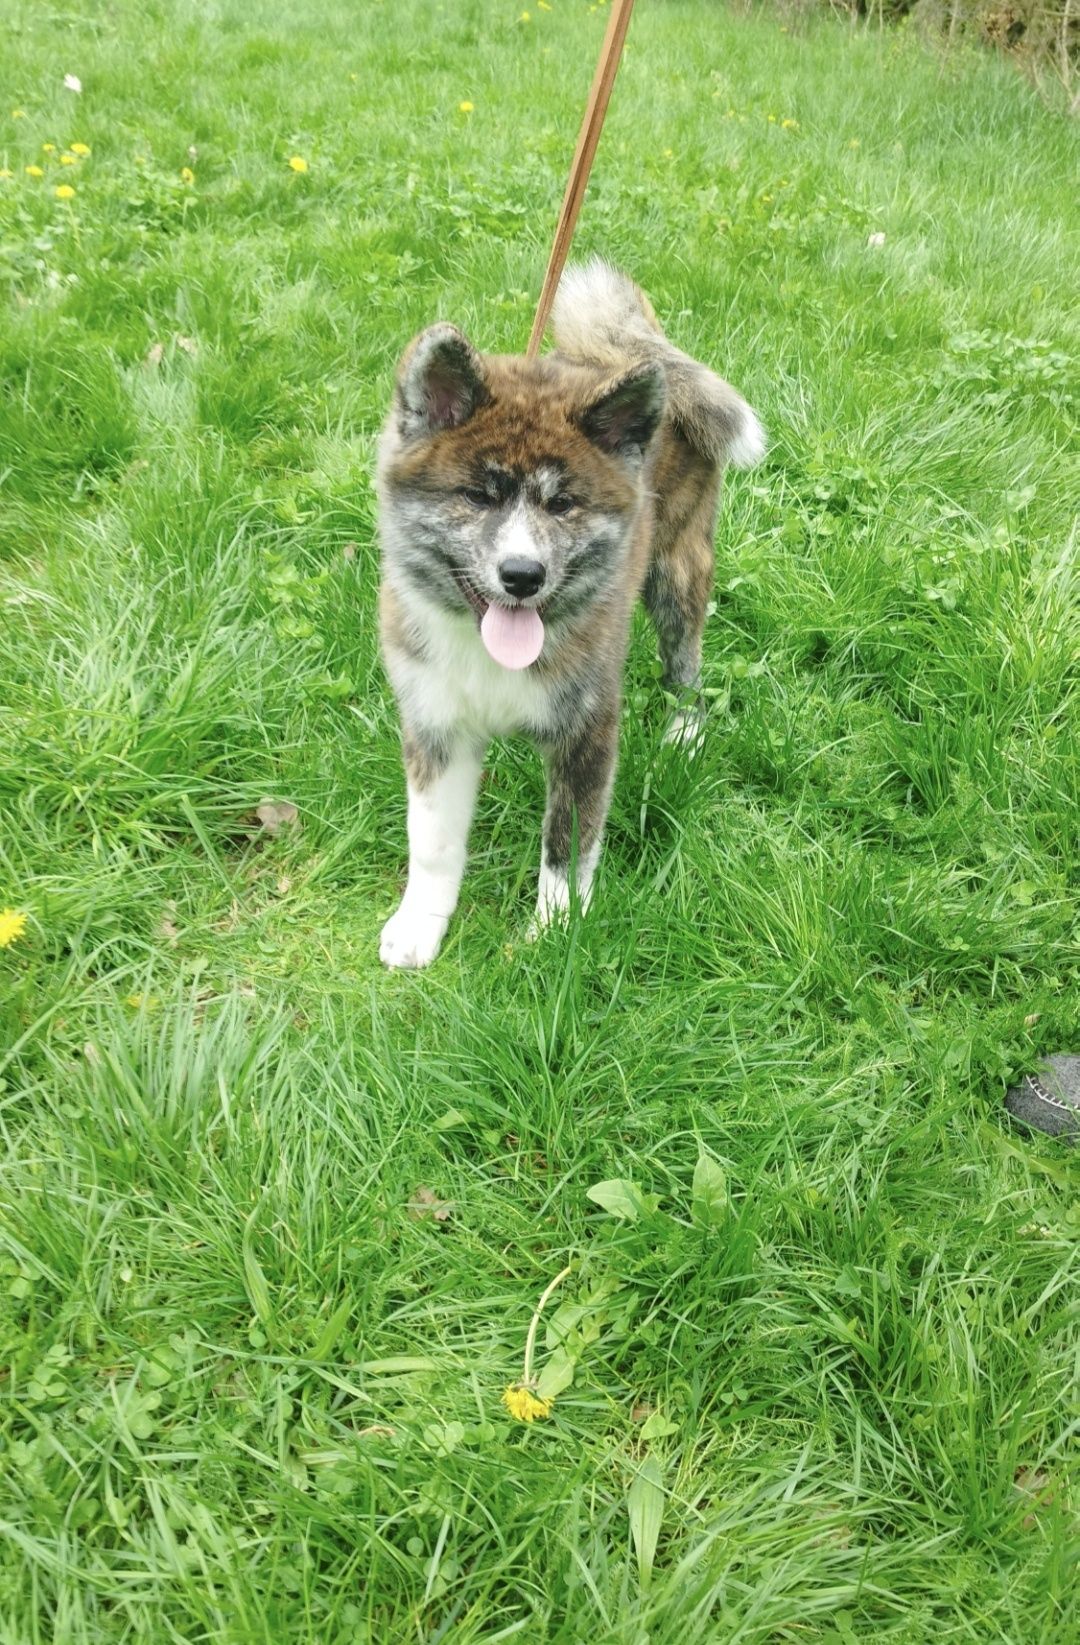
[525,0,638,360]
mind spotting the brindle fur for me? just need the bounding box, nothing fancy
[541,708,620,877]
[400,720,451,791]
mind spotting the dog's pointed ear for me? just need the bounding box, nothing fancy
[396,324,487,438]
[577,363,666,461]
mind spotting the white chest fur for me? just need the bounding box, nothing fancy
[388,595,554,743]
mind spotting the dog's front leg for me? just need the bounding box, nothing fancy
[380,729,483,969]
[533,710,619,933]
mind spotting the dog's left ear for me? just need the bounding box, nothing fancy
[396,323,487,438]
[577,363,666,461]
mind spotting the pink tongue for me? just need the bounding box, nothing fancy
[480,604,545,670]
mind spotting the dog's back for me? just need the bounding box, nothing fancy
[550,259,765,707]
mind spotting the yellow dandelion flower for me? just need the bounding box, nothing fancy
[663,147,673,159]
[767,114,777,124]
[55,183,75,199]
[761,193,773,204]
[69,141,90,155]
[180,165,195,184]
[781,118,798,131]
[501,1263,571,1425]
[25,164,44,178]
[458,100,474,113]
[288,155,308,173]
[42,142,56,153]
[61,153,78,164]
[124,992,160,1010]
[12,109,27,120]
[0,910,28,947]
[538,0,552,8]
[519,10,531,20]
[501,1383,554,1423]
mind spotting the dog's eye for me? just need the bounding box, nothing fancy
[546,494,576,517]
[461,487,493,509]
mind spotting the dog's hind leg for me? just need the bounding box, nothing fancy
[642,457,721,747]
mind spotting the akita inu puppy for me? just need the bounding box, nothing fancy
[376,259,764,968]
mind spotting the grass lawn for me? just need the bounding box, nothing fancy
[1,0,1078,1638]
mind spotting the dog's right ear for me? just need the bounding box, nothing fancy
[396,324,487,438]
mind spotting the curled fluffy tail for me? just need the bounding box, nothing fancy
[551,258,765,469]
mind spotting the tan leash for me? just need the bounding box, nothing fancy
[525,0,638,361]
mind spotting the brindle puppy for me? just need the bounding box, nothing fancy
[376,259,764,967]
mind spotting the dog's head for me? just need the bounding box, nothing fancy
[377,324,665,658]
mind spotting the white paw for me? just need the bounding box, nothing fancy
[527,866,573,942]
[662,707,705,754]
[527,855,598,940]
[525,900,567,943]
[379,906,449,969]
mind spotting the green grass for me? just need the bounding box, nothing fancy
[1,1,1078,1639]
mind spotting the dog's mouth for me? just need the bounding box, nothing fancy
[452,570,546,671]
[453,570,489,619]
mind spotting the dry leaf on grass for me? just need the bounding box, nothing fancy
[254,799,299,835]
[407,1186,454,1223]
[214,900,242,933]
[1014,1466,1055,1530]
[143,341,164,368]
[342,541,358,562]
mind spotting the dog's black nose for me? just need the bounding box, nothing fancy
[498,557,546,599]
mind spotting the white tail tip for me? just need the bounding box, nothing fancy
[727,408,767,469]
